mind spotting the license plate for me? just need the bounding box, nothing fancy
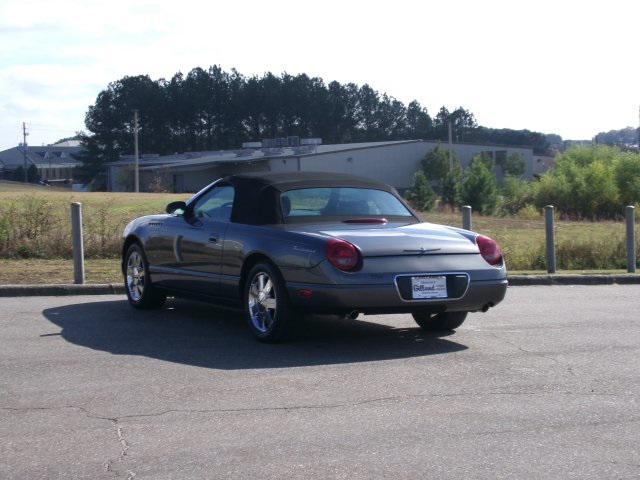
[411,275,448,299]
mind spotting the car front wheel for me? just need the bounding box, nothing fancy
[123,243,166,309]
[412,311,467,331]
[244,262,298,342]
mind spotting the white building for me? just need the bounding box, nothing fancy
[106,139,539,193]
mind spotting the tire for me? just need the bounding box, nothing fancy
[123,243,166,309]
[243,262,298,342]
[412,311,467,331]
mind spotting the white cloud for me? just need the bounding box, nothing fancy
[0,0,638,149]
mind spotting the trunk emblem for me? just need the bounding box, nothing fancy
[403,247,441,254]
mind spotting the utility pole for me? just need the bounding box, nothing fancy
[448,120,453,170]
[133,110,140,192]
[22,122,28,183]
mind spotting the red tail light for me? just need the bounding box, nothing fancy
[476,235,503,266]
[326,239,361,271]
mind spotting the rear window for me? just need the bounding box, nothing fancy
[280,187,413,220]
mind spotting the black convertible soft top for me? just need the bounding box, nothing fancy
[227,172,395,192]
[221,172,403,225]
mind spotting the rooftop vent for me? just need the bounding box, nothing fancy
[234,149,254,157]
[260,136,303,149]
[301,138,322,146]
[261,147,283,156]
[292,145,314,155]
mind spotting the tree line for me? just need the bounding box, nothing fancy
[595,127,640,148]
[407,145,640,219]
[78,66,553,183]
[406,146,526,215]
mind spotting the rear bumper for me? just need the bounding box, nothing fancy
[286,278,508,314]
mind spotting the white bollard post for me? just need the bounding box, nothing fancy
[462,205,472,230]
[70,202,85,284]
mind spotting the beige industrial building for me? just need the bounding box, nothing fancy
[106,139,540,193]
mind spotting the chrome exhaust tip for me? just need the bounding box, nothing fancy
[481,302,494,313]
[345,310,360,320]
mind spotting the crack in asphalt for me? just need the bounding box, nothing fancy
[0,404,136,479]
[2,396,639,458]
[0,388,624,422]
[104,419,136,479]
[488,331,578,377]
[607,460,640,469]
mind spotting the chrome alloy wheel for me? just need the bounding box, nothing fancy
[248,272,277,333]
[126,251,145,301]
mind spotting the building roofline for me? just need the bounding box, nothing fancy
[115,138,537,173]
[419,139,535,151]
[122,140,422,171]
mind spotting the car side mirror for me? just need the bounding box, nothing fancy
[166,201,187,215]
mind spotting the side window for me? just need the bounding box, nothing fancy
[192,186,235,222]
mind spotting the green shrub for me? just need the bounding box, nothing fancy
[615,153,640,207]
[460,158,499,215]
[407,171,437,211]
[420,146,452,194]
[500,176,536,215]
[441,162,462,207]
[497,153,526,177]
[473,152,494,170]
[535,145,639,219]
[515,204,541,220]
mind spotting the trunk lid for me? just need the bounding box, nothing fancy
[318,222,478,257]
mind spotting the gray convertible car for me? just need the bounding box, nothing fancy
[122,172,507,341]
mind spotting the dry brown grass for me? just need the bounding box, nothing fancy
[419,209,638,270]
[0,182,187,259]
[0,182,637,272]
[0,258,120,284]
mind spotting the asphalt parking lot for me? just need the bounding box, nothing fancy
[1,285,639,479]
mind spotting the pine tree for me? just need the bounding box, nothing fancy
[460,158,499,214]
[407,171,437,211]
[441,162,463,207]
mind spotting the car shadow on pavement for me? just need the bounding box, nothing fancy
[42,298,467,370]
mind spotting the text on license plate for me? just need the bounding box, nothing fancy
[411,275,448,299]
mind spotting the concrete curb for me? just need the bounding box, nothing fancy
[0,283,125,297]
[507,274,640,286]
[0,275,639,297]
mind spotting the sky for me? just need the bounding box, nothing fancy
[0,0,638,150]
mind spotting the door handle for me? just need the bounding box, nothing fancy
[208,236,218,243]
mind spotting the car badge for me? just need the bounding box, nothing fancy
[403,247,441,254]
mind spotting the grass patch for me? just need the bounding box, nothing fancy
[0,182,187,259]
[0,258,121,284]
[0,182,637,272]
[419,210,638,271]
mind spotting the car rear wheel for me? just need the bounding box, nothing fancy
[244,262,298,342]
[124,243,166,309]
[412,311,467,331]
